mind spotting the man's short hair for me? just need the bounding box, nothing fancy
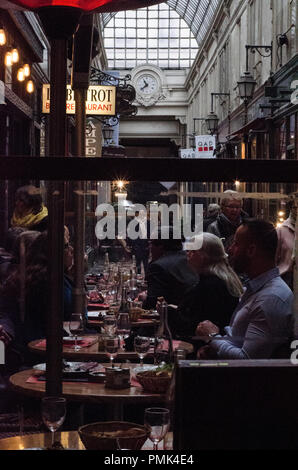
[242,218,278,259]
[220,190,243,208]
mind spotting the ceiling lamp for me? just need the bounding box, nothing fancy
[0,27,6,46]
[17,67,25,81]
[4,51,13,67]
[23,63,30,77]
[11,47,19,63]
[26,79,34,93]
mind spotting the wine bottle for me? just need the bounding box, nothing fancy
[154,300,173,364]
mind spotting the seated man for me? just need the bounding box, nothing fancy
[143,227,198,310]
[196,219,294,359]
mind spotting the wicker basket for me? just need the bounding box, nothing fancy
[136,372,172,394]
[78,421,149,450]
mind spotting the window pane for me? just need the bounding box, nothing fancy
[137,39,147,48]
[115,28,125,38]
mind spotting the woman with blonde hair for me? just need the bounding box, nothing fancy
[169,232,243,338]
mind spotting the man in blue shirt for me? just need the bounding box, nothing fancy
[196,219,294,359]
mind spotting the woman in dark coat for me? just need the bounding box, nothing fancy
[169,233,243,338]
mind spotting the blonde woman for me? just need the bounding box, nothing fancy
[169,233,243,338]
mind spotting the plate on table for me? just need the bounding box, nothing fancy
[33,362,97,372]
[63,336,85,344]
[87,310,107,318]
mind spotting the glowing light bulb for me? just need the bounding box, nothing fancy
[26,80,34,93]
[278,211,285,217]
[235,180,240,187]
[17,67,25,82]
[0,28,6,46]
[5,51,12,67]
[23,63,30,77]
[11,48,19,63]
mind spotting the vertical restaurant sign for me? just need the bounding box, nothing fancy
[42,84,116,115]
[195,135,216,158]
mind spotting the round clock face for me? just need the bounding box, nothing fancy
[136,74,159,95]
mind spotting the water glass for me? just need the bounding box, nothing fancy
[103,315,117,336]
[144,407,170,451]
[69,313,84,351]
[104,335,119,367]
[134,336,151,368]
[41,397,66,448]
[117,313,131,350]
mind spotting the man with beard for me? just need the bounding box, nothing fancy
[196,219,294,359]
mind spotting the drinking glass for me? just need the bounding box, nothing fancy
[117,313,131,350]
[103,315,117,336]
[69,313,84,351]
[41,397,66,449]
[134,336,151,368]
[144,408,170,451]
[104,335,119,367]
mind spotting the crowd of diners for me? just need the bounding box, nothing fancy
[0,186,296,388]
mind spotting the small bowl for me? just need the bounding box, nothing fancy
[78,421,150,450]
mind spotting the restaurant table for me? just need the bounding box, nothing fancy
[28,336,193,362]
[87,317,158,330]
[0,431,173,450]
[0,431,85,450]
[9,365,167,420]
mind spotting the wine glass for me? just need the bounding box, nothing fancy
[144,408,170,451]
[134,336,151,368]
[103,315,117,336]
[69,313,84,351]
[104,335,119,367]
[41,397,66,449]
[117,313,131,350]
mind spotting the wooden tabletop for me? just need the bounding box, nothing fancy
[9,366,166,405]
[0,431,173,451]
[28,336,193,362]
[0,431,85,450]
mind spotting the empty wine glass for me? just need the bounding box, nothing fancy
[144,407,170,451]
[104,335,119,367]
[117,313,131,350]
[69,313,84,351]
[134,336,151,368]
[103,315,117,336]
[41,397,66,449]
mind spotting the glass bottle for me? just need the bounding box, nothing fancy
[120,285,129,313]
[154,300,173,364]
[104,252,110,270]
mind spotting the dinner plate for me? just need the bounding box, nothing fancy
[63,336,85,343]
[33,362,85,371]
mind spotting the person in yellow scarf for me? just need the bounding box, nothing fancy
[11,185,48,232]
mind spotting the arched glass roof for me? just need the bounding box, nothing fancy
[101,0,220,44]
[103,4,198,69]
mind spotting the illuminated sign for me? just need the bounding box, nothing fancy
[42,84,116,115]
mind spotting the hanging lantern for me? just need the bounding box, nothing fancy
[17,67,25,81]
[11,47,19,63]
[0,27,6,46]
[23,63,30,77]
[26,79,34,93]
[4,51,13,67]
